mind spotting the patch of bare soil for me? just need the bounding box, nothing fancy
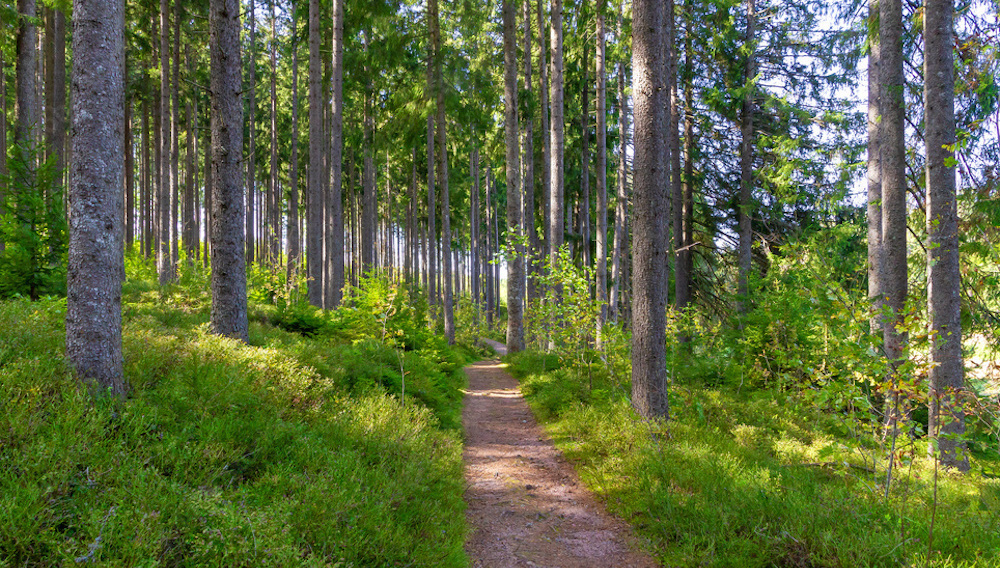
[463,342,658,568]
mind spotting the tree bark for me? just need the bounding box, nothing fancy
[12,0,38,234]
[426,2,438,309]
[362,63,375,271]
[866,0,882,337]
[184,46,197,261]
[306,0,323,306]
[328,0,345,305]
[667,0,680,306]
[522,0,538,309]
[536,0,550,262]
[268,0,279,263]
[610,46,629,324]
[736,0,754,316]
[630,0,669,420]
[880,0,908,434]
[548,0,564,271]
[157,0,175,284]
[246,0,257,266]
[471,146,481,321]
[125,96,135,251]
[579,22,591,273]
[503,0,525,352]
[66,0,126,397]
[595,0,608,341]
[209,0,249,342]
[171,0,180,267]
[288,13,301,280]
[924,0,967,470]
[675,4,694,314]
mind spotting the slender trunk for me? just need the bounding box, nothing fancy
[522,0,538,309]
[580,26,591,273]
[157,0,175,284]
[51,9,66,176]
[880,0,908,433]
[536,0,550,263]
[548,0,564,269]
[209,0,249,341]
[362,66,375,271]
[426,2,438,310]
[485,164,494,325]
[306,0,323,306]
[66,0,126,396]
[471,146,481,321]
[268,0,279,263]
[595,1,608,340]
[288,14,301,279]
[503,0,524,352]
[125,97,135,251]
[204,115,212,265]
[407,147,417,282]
[0,49,6,213]
[142,94,151,256]
[184,47,196,260]
[676,6,694,314]
[867,0,882,335]
[631,0,669,419]
[667,0,680,307]
[924,0,967,470]
[328,0,344,305]
[736,0,755,316]
[610,51,629,324]
[171,0,180,267]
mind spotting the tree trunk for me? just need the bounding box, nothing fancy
[667,0,680,306]
[580,24,591,273]
[503,0,525,352]
[327,0,344,305]
[522,0,538,309]
[867,0,882,336]
[12,0,38,236]
[737,0,754,316]
[471,146,480,321]
[171,0,180,268]
[630,0,669,420]
[66,0,126,397]
[438,65,455,343]
[142,94,151,257]
[246,0,257,266]
[880,0,908,434]
[288,13,301,280]
[426,3,438,310]
[209,0,249,342]
[536,0,550,263]
[595,0,608,341]
[924,0,967,470]
[267,0,279,263]
[610,48,629,324]
[157,0,175,284]
[676,5,694,315]
[548,0,564,270]
[184,46,197,261]
[204,115,212,265]
[484,164,494,326]
[362,71,375,271]
[125,97,135,251]
[306,0,323,306]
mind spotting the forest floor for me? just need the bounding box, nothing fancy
[462,339,658,567]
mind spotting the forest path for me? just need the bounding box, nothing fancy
[462,345,658,567]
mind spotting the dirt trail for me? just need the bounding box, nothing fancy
[463,340,658,567]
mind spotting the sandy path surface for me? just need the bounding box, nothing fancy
[463,340,658,567]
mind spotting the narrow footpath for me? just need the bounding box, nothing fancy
[462,339,658,567]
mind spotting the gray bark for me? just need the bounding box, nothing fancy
[171,0,180,267]
[328,0,345,305]
[880,0,908,432]
[288,13,301,279]
[548,0,564,268]
[157,0,175,284]
[269,0,280,263]
[66,0,126,397]
[610,50,629,324]
[306,0,323,306]
[13,0,38,238]
[184,46,197,260]
[536,0,550,261]
[867,0,882,335]
[209,0,249,342]
[924,0,967,470]
[362,76,375,271]
[737,0,754,315]
[471,146,481,321]
[630,0,669,419]
[523,0,538,308]
[676,8,693,314]
[595,1,608,340]
[504,0,525,352]
[426,2,438,308]
[246,0,256,266]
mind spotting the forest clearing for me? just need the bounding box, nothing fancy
[2,0,1000,564]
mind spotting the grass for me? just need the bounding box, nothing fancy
[505,350,1000,568]
[0,272,473,567]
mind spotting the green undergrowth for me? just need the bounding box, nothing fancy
[506,350,1000,568]
[0,272,473,566]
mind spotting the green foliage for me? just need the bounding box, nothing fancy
[0,142,67,299]
[0,275,470,565]
[507,350,1000,567]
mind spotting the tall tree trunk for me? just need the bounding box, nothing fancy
[142,94,151,257]
[0,48,6,217]
[246,0,256,266]
[125,97,135,251]
[288,13,301,280]
[209,0,248,341]
[171,0,181,267]
[736,0,754,316]
[630,0,669,420]
[327,0,345,305]
[580,25,591,273]
[880,0,908,434]
[306,0,323,306]
[66,0,126,396]
[203,115,212,265]
[407,148,417,282]
[867,0,882,336]
[522,0,538,309]
[471,146,481,321]
[426,3,438,310]
[667,0,680,306]
[548,0,564,270]
[157,0,174,284]
[675,5,694,314]
[610,51,629,324]
[48,8,66,176]
[362,71,375,271]
[924,0,967,470]
[503,0,525,352]
[484,164,494,325]
[184,46,197,261]
[595,0,608,341]
[437,10,455,344]
[536,0,550,263]
[268,0,279,263]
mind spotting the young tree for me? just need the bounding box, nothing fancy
[157,0,175,284]
[630,0,669,419]
[209,0,249,342]
[327,0,345,306]
[504,0,525,352]
[924,0,967,470]
[595,0,608,340]
[66,0,127,397]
